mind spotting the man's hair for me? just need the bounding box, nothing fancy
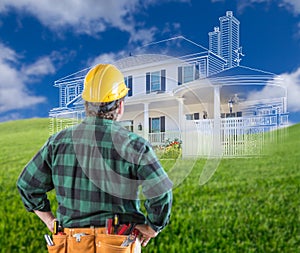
[84,99,123,120]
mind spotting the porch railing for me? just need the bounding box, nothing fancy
[148,131,181,146]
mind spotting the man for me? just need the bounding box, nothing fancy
[17,63,173,252]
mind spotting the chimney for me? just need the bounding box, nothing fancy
[226,11,233,17]
[214,26,220,32]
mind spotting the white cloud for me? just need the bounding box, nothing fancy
[0,0,143,43]
[0,0,189,45]
[0,0,130,27]
[0,43,60,113]
[21,56,55,78]
[246,68,300,113]
[129,27,158,44]
[0,44,19,64]
[234,0,271,14]
[0,0,139,38]
[233,0,300,40]
[0,75,46,114]
[280,68,300,112]
[88,51,126,67]
[280,0,300,15]
[235,0,300,15]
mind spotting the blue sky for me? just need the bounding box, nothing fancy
[0,0,300,123]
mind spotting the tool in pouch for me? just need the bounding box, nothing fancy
[106,214,127,235]
[121,224,139,247]
[73,232,88,242]
[44,220,66,247]
[53,220,65,236]
[44,234,54,246]
[105,216,139,246]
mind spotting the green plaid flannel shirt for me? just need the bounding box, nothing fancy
[17,117,173,232]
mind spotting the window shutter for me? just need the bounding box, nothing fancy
[128,76,133,97]
[160,116,165,132]
[195,64,199,80]
[178,67,182,85]
[161,69,166,91]
[149,117,152,133]
[146,72,150,94]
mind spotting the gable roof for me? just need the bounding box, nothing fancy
[207,65,281,86]
[115,36,209,70]
[132,36,208,57]
[114,54,175,70]
[54,68,89,87]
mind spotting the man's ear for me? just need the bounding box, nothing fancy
[117,100,124,116]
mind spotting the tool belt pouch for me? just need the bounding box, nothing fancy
[67,234,95,253]
[47,233,96,253]
[96,234,134,253]
[47,235,67,253]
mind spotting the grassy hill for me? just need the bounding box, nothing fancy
[0,118,299,252]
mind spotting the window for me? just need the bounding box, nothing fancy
[185,113,200,120]
[186,114,193,120]
[124,75,133,97]
[149,116,165,133]
[76,85,82,95]
[151,117,160,133]
[146,70,166,93]
[67,86,76,102]
[183,66,194,83]
[178,64,199,85]
[151,71,160,91]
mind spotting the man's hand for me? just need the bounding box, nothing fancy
[135,224,158,247]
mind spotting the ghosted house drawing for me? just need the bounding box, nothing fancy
[49,11,288,157]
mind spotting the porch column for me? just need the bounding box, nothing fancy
[143,102,149,140]
[177,97,185,132]
[213,85,222,156]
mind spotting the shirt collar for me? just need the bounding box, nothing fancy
[82,116,115,126]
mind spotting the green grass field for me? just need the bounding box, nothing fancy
[0,118,299,252]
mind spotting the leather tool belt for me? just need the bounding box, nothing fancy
[46,227,140,253]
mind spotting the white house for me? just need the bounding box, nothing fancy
[49,11,288,157]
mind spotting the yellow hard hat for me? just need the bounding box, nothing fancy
[82,64,129,103]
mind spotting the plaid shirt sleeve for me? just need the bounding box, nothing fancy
[144,190,172,232]
[17,138,54,212]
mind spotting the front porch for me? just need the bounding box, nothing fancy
[147,114,288,158]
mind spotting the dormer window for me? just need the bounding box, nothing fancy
[67,86,76,103]
[183,65,194,83]
[178,64,199,85]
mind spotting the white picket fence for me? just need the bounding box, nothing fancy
[170,115,287,158]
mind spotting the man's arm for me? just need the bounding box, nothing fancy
[34,210,56,232]
[17,140,55,231]
[135,189,172,247]
[144,189,173,232]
